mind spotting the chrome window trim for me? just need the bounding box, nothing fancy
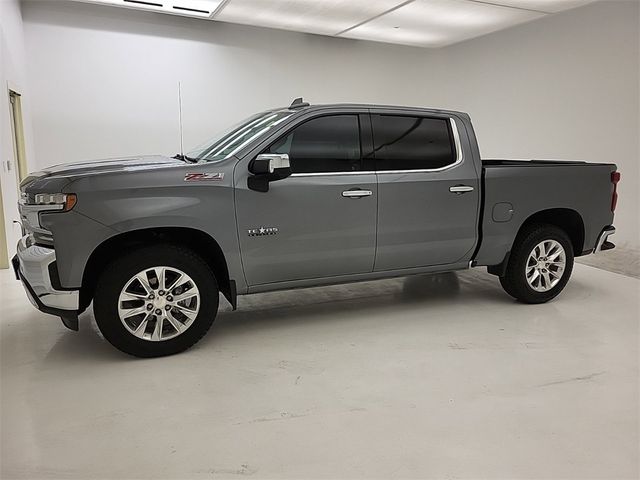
[291,170,375,178]
[288,117,462,178]
[375,117,463,174]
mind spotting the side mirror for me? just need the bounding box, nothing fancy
[248,154,291,192]
[250,154,290,174]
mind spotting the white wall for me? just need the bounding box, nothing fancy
[20,0,447,163]
[0,0,36,256]
[438,0,639,251]
[18,0,640,250]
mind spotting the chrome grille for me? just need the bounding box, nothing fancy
[21,192,36,204]
[34,231,54,246]
[17,201,55,246]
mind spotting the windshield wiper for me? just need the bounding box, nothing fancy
[173,153,199,163]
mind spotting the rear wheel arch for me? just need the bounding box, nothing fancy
[487,208,584,277]
[80,227,234,312]
[498,223,575,303]
[518,208,585,256]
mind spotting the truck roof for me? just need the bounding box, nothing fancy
[276,102,469,118]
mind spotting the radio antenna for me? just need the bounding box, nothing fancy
[178,81,184,157]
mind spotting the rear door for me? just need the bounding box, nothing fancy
[371,112,480,271]
[234,112,377,286]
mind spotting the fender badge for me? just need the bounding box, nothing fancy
[248,227,278,237]
[184,172,224,182]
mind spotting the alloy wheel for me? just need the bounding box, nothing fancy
[117,266,200,341]
[525,240,566,292]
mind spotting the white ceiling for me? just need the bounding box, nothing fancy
[74,0,596,48]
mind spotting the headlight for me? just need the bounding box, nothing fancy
[33,193,77,211]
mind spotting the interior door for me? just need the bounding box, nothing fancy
[234,113,377,286]
[372,113,480,271]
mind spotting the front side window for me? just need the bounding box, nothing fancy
[266,115,361,174]
[372,115,455,171]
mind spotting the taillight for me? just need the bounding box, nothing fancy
[611,171,620,212]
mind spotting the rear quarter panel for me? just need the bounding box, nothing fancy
[475,163,616,266]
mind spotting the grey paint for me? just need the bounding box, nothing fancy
[233,106,378,286]
[20,104,616,309]
[492,203,514,223]
[475,162,615,266]
[61,157,245,290]
[235,172,378,285]
[371,112,480,270]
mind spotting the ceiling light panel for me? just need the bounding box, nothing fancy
[340,0,544,48]
[486,0,596,14]
[215,0,409,36]
[80,0,222,18]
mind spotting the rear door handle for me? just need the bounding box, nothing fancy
[342,189,373,198]
[449,185,474,194]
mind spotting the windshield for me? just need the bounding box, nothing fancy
[187,111,294,162]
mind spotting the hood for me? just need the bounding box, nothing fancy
[25,155,184,180]
[22,155,185,187]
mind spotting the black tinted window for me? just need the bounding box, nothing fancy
[372,115,455,171]
[266,115,360,173]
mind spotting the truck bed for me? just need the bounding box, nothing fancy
[482,159,612,167]
[474,159,617,267]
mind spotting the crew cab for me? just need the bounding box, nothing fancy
[13,100,619,357]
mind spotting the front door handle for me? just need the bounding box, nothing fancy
[342,189,373,198]
[449,185,474,194]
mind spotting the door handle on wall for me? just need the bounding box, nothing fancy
[342,189,373,198]
[449,185,474,194]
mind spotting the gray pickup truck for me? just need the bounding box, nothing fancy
[13,100,619,357]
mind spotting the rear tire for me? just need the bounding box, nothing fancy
[94,244,218,357]
[499,224,574,304]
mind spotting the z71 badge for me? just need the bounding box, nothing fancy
[248,227,279,237]
[184,172,224,182]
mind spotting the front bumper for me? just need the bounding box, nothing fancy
[12,235,80,330]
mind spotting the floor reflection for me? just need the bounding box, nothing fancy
[42,272,465,361]
[400,271,460,301]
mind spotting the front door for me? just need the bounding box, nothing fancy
[372,113,480,271]
[234,113,377,286]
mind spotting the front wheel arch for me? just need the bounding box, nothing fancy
[94,244,219,357]
[80,227,233,312]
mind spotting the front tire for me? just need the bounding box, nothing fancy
[499,224,574,304]
[94,244,219,357]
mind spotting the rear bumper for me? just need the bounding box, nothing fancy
[593,226,616,253]
[12,235,79,330]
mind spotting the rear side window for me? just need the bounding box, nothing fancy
[266,115,361,174]
[372,115,455,171]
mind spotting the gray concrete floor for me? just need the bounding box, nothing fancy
[1,264,638,479]
[577,245,640,279]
